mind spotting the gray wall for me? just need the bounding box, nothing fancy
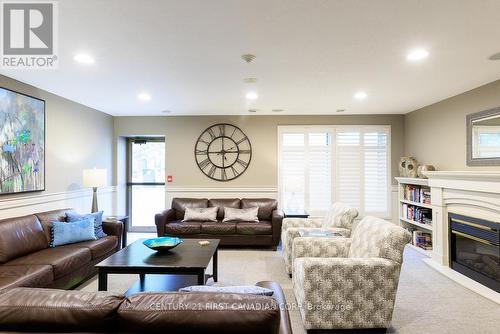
[114,114,405,187]
[404,79,500,170]
[0,75,114,198]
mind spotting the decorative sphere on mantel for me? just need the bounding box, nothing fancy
[417,165,436,178]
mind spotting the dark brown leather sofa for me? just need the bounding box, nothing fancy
[155,198,283,250]
[0,209,123,290]
[0,281,292,334]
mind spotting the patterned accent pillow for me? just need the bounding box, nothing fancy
[66,211,106,238]
[183,207,218,222]
[323,203,359,229]
[50,219,96,247]
[222,207,259,223]
[179,285,274,296]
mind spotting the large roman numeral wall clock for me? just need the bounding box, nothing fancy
[194,123,252,181]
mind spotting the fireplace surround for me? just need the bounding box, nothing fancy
[421,171,500,302]
[449,213,500,292]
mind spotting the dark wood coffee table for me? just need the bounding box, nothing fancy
[95,238,219,292]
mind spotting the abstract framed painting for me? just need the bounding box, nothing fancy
[0,87,45,195]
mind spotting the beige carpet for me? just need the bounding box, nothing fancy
[80,247,500,333]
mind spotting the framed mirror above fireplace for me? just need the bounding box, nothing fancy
[467,106,500,166]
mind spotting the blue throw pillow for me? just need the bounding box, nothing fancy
[66,211,106,238]
[50,219,96,248]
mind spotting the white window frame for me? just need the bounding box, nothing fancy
[277,125,391,218]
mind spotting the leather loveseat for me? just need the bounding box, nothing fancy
[155,198,283,250]
[0,209,123,290]
[0,281,292,334]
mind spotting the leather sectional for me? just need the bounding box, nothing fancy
[0,281,292,334]
[155,198,283,249]
[0,209,123,290]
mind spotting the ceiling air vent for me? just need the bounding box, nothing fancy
[241,54,256,63]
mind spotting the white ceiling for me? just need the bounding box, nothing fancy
[2,0,500,116]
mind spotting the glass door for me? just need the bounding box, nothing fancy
[127,138,165,232]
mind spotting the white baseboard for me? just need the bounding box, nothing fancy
[422,257,500,304]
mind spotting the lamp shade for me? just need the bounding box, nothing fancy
[83,169,107,188]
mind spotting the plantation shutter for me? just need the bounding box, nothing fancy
[279,126,390,217]
[335,131,362,209]
[363,131,388,214]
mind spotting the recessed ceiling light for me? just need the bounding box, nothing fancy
[245,91,258,100]
[272,109,284,112]
[353,91,367,100]
[489,52,500,60]
[406,48,429,61]
[137,92,152,102]
[74,53,95,64]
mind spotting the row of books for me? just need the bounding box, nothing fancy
[412,230,432,250]
[403,185,431,204]
[402,204,432,225]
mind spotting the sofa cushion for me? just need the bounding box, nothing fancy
[208,198,241,220]
[0,265,53,289]
[201,222,236,234]
[0,215,48,263]
[0,288,123,332]
[35,208,75,244]
[241,198,277,220]
[63,236,118,259]
[172,198,208,220]
[164,221,202,235]
[236,221,272,235]
[7,246,91,279]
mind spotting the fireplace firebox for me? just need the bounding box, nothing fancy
[449,213,499,292]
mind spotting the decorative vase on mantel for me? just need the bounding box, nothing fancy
[399,157,418,178]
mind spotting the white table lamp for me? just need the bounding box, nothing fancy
[83,168,107,212]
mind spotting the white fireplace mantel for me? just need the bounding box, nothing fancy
[422,170,500,303]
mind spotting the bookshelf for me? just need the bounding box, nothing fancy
[395,177,433,257]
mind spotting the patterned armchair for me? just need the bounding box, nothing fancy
[292,216,411,331]
[281,203,358,275]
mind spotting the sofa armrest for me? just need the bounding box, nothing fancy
[0,288,123,332]
[292,237,351,260]
[102,220,123,250]
[282,217,323,231]
[256,281,292,334]
[271,209,284,247]
[154,208,176,236]
[293,257,401,329]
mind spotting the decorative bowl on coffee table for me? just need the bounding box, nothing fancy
[143,236,183,252]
